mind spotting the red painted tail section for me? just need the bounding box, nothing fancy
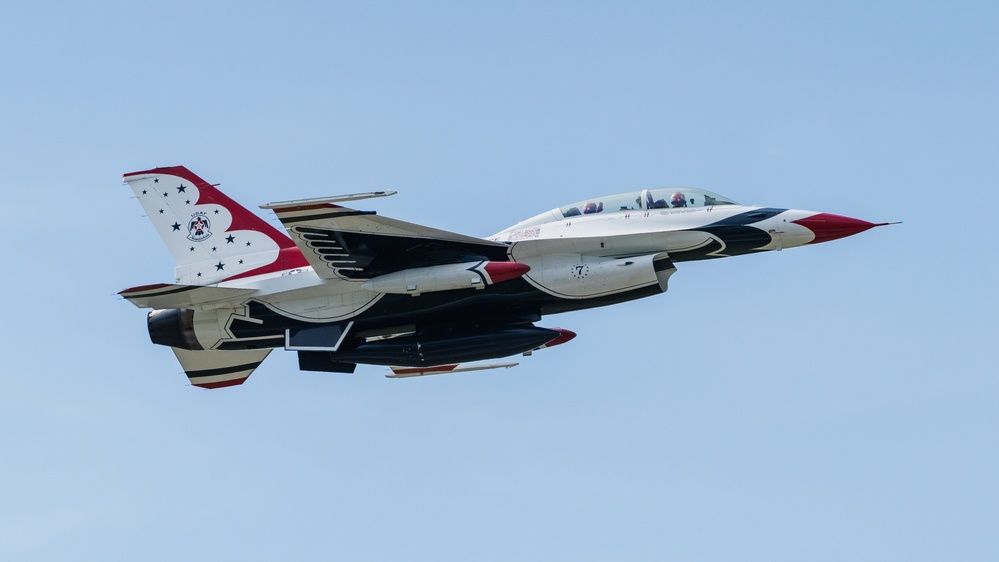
[123,166,308,284]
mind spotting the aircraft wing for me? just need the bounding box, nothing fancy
[262,198,511,280]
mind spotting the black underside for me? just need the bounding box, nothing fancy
[204,210,784,366]
[669,208,784,261]
[298,352,357,373]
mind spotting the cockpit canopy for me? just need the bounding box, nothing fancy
[495,187,743,236]
[559,187,738,218]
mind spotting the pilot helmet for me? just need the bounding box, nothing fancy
[671,192,687,207]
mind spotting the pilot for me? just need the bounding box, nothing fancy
[583,201,603,214]
[671,191,687,207]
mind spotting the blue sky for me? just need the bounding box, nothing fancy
[2,1,997,560]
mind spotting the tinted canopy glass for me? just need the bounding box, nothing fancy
[559,188,738,218]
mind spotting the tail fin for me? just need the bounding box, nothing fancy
[123,166,308,285]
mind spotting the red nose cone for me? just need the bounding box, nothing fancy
[792,213,883,244]
[545,328,577,348]
[483,261,531,284]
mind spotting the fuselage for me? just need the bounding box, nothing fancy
[489,186,862,261]
[122,167,885,377]
[121,166,892,384]
[168,188,877,355]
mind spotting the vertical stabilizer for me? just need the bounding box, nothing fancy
[123,166,308,285]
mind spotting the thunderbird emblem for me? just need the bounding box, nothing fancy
[187,213,212,242]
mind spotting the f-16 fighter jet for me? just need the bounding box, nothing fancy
[119,166,890,388]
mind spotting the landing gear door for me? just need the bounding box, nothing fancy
[286,321,354,352]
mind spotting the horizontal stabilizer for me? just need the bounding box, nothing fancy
[172,348,271,389]
[386,361,519,378]
[119,283,257,309]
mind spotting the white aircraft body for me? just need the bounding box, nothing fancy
[119,166,890,388]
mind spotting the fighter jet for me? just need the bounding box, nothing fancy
[119,166,890,388]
